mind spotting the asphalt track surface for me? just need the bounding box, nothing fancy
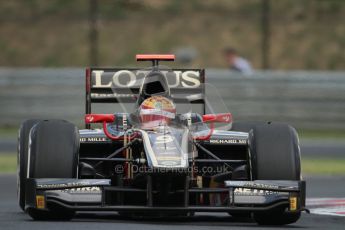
[0,175,344,230]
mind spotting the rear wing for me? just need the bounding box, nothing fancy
[85,68,205,128]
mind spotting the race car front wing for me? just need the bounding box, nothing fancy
[25,178,306,213]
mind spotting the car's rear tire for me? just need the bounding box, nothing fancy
[17,119,42,211]
[27,120,79,220]
[251,122,301,225]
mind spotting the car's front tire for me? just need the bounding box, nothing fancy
[251,122,301,225]
[17,119,42,211]
[27,119,79,220]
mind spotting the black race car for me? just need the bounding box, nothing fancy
[18,54,306,225]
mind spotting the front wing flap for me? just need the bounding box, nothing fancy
[25,178,306,212]
[225,180,306,212]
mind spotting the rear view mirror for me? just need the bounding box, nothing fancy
[85,114,115,124]
[202,113,232,123]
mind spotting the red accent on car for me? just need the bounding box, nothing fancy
[194,123,214,141]
[195,113,232,140]
[136,54,175,61]
[85,114,115,124]
[202,113,232,123]
[85,114,138,140]
[102,122,137,141]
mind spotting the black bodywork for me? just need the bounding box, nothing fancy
[24,67,306,216]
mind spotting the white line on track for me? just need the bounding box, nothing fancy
[307,198,345,217]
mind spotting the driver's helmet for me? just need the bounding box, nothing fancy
[139,95,176,129]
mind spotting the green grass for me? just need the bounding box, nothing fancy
[0,153,345,175]
[0,127,18,139]
[302,157,345,175]
[298,129,345,140]
[0,153,16,173]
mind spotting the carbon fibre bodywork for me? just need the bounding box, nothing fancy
[24,127,306,214]
[25,178,306,213]
[21,63,306,223]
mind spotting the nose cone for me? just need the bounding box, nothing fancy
[138,128,189,169]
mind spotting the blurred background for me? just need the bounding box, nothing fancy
[0,0,344,176]
[1,0,345,68]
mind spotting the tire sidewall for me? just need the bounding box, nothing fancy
[252,123,301,180]
[250,122,302,225]
[17,119,42,211]
[26,120,79,220]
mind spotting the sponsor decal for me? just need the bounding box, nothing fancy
[61,186,101,193]
[209,139,246,144]
[91,70,201,89]
[91,93,134,98]
[155,135,174,144]
[234,188,280,196]
[238,182,279,190]
[80,137,109,142]
[37,181,91,189]
[227,181,281,190]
